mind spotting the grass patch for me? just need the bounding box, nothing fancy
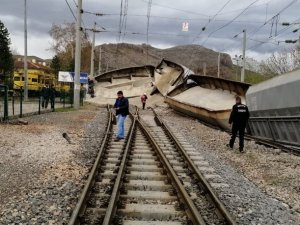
[54,107,77,113]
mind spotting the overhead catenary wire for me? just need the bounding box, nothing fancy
[249,0,299,37]
[146,0,152,63]
[65,0,77,22]
[191,0,232,43]
[200,0,260,46]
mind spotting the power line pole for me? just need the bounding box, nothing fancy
[203,63,206,76]
[90,22,96,77]
[241,29,246,82]
[24,0,28,101]
[217,52,220,78]
[98,46,101,75]
[73,0,82,109]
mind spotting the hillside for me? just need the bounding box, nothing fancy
[96,43,235,79]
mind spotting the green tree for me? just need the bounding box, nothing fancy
[50,55,61,78]
[0,20,14,86]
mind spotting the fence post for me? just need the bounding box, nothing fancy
[12,92,15,115]
[20,87,23,118]
[38,93,41,115]
[63,91,65,108]
[3,85,8,120]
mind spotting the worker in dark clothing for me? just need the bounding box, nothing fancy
[141,93,148,110]
[88,78,95,98]
[114,90,129,141]
[227,96,250,153]
[41,84,50,109]
[49,84,56,110]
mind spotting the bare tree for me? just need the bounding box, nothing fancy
[259,45,300,76]
[49,23,91,72]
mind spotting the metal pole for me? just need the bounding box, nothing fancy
[4,86,8,120]
[98,46,101,75]
[90,22,96,77]
[24,0,28,101]
[203,63,206,76]
[241,29,246,82]
[20,87,23,118]
[217,52,220,78]
[73,0,83,109]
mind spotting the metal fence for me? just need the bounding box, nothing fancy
[248,116,300,147]
[0,88,84,121]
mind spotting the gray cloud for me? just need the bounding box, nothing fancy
[0,0,299,60]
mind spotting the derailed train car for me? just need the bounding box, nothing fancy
[246,69,300,147]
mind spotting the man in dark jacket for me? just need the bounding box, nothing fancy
[228,96,250,152]
[114,90,129,141]
[49,84,56,110]
[41,84,50,109]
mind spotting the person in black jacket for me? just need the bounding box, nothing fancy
[227,96,250,152]
[41,84,50,109]
[114,90,129,141]
[49,84,56,110]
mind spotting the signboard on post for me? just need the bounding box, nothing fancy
[58,71,89,84]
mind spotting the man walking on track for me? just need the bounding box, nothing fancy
[141,93,148,110]
[114,90,129,141]
[227,96,250,153]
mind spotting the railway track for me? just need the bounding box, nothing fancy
[68,106,236,225]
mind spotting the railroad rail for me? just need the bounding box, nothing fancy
[68,106,237,225]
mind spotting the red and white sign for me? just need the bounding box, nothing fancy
[182,22,189,32]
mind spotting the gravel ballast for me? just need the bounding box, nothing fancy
[156,106,300,225]
[0,104,108,224]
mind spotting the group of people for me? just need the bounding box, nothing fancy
[113,90,249,153]
[41,84,56,109]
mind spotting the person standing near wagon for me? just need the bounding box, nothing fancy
[141,93,148,110]
[227,96,250,153]
[114,91,129,141]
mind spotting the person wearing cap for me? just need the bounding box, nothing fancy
[114,90,129,141]
[227,96,250,153]
[141,93,148,110]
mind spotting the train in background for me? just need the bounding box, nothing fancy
[13,58,70,95]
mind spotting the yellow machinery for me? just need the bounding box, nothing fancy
[13,68,70,94]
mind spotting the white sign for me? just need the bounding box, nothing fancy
[58,71,73,82]
[182,22,189,32]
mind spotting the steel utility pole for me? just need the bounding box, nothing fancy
[24,0,28,101]
[73,0,83,109]
[98,46,101,75]
[217,52,220,78]
[90,22,96,77]
[241,29,246,82]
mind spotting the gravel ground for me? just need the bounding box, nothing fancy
[0,103,108,224]
[155,106,300,225]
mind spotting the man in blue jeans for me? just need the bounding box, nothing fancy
[114,91,129,141]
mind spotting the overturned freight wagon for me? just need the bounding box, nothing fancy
[165,74,250,130]
[95,65,155,83]
[246,69,300,147]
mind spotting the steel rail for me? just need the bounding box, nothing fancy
[153,109,237,225]
[68,105,112,225]
[102,113,137,225]
[136,118,207,225]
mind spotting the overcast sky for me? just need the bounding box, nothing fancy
[1,0,300,61]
